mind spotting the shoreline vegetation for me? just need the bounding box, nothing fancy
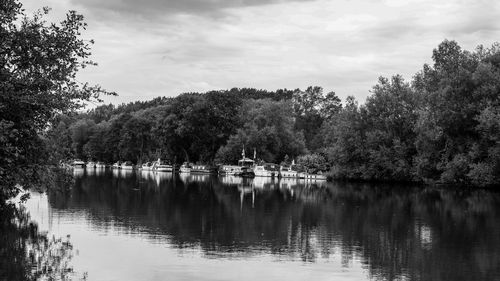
[50,40,500,188]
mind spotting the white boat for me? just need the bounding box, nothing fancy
[179,162,192,173]
[279,165,299,178]
[141,162,154,171]
[71,159,85,168]
[112,162,121,169]
[86,161,96,169]
[121,161,134,170]
[191,164,217,174]
[96,162,106,168]
[236,157,255,177]
[219,164,253,177]
[220,148,255,177]
[153,159,173,172]
[253,165,267,176]
[253,163,278,177]
[303,173,327,180]
[219,165,241,175]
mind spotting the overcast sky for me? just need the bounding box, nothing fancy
[22,0,500,105]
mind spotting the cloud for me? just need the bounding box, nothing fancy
[68,0,317,19]
[20,0,500,105]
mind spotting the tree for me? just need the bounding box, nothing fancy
[118,116,154,163]
[83,120,110,161]
[69,118,96,159]
[362,75,421,181]
[321,96,368,179]
[215,99,306,164]
[1,0,112,202]
[413,40,500,185]
[293,86,342,150]
[297,153,328,173]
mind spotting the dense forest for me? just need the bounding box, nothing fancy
[46,40,500,187]
[48,87,338,166]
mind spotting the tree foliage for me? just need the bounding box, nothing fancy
[215,99,306,164]
[321,40,500,186]
[1,0,111,202]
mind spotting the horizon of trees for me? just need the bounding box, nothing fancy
[46,40,500,187]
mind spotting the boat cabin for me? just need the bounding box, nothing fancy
[238,157,255,167]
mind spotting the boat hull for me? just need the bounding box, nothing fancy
[155,165,173,172]
[254,170,277,177]
[191,167,218,174]
[279,171,299,178]
[303,174,327,180]
[179,167,191,173]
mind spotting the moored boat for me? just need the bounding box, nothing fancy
[154,159,173,172]
[235,167,254,177]
[112,161,121,169]
[254,163,279,177]
[71,159,85,168]
[96,161,106,168]
[86,161,96,169]
[191,164,217,174]
[141,162,154,171]
[303,173,327,180]
[235,157,255,177]
[179,162,192,173]
[279,165,299,178]
[219,165,241,176]
[219,148,256,177]
[121,161,134,170]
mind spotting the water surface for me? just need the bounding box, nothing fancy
[25,169,500,281]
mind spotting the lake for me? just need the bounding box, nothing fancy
[23,168,500,281]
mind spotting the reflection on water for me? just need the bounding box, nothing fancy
[24,170,500,281]
[220,175,243,185]
[252,176,278,189]
[177,173,212,184]
[72,168,85,177]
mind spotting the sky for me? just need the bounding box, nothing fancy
[21,0,500,105]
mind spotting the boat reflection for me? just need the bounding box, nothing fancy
[219,175,243,185]
[139,170,155,181]
[112,168,120,178]
[252,176,279,189]
[153,171,172,186]
[72,168,84,177]
[119,169,134,178]
[190,174,211,183]
[178,172,190,183]
[85,167,106,176]
[278,177,300,189]
[238,183,255,209]
[94,168,106,176]
[178,173,212,184]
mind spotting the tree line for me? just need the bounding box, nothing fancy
[47,87,340,166]
[47,40,500,187]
